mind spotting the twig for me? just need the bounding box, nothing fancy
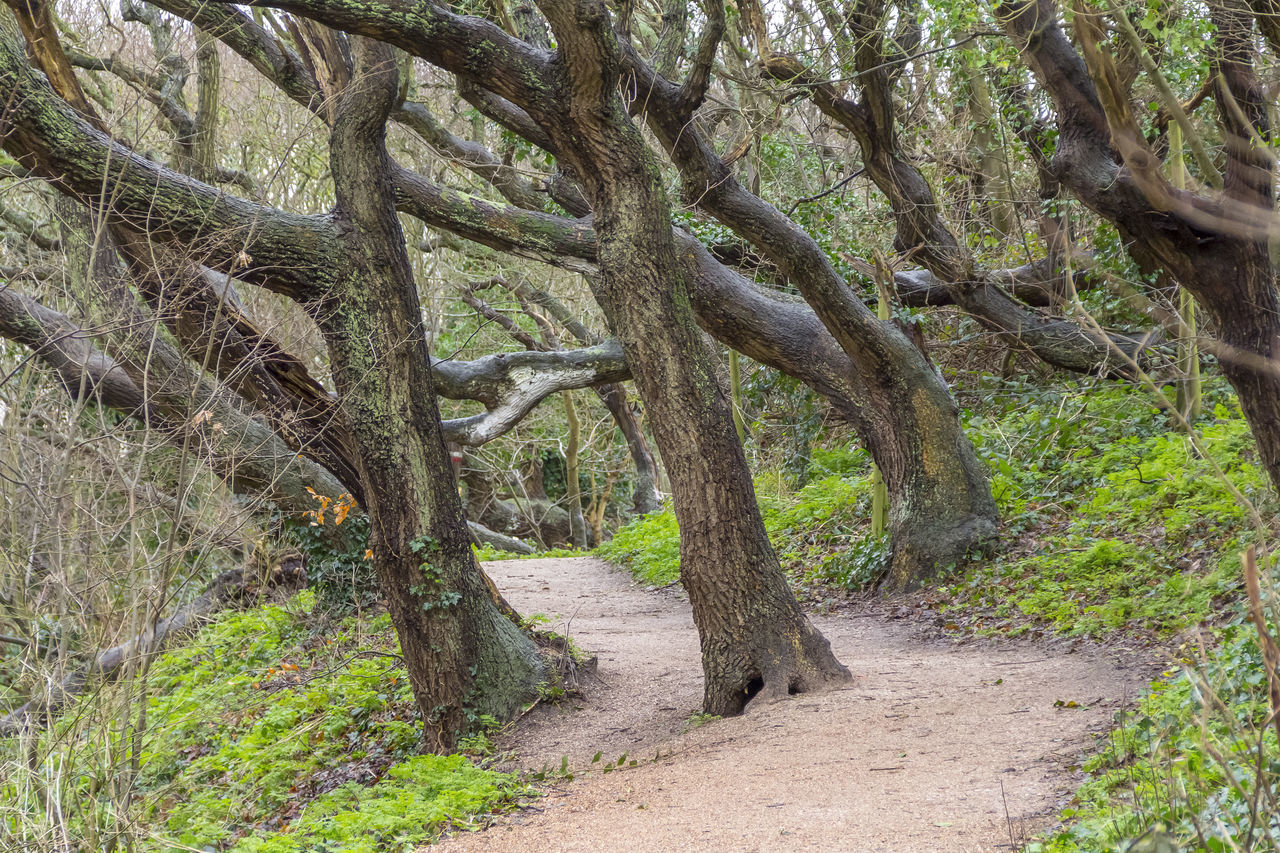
[1242,545,1280,749]
[786,168,865,216]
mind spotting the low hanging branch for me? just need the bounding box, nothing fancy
[461,275,662,514]
[997,0,1280,497]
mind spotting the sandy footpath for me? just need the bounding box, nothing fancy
[430,557,1145,853]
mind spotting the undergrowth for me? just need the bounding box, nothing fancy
[471,544,589,563]
[600,381,1266,636]
[939,382,1266,639]
[596,461,881,590]
[0,590,524,852]
[1031,621,1280,852]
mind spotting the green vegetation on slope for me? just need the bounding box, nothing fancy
[943,385,1265,639]
[597,464,883,590]
[1,590,523,852]
[1031,623,1279,852]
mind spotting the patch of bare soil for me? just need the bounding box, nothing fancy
[433,557,1149,852]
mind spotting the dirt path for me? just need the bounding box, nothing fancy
[434,557,1147,852]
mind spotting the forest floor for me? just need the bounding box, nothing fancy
[433,556,1157,853]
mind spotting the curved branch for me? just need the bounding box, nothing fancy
[434,340,630,445]
[0,12,338,302]
[0,283,147,415]
[148,0,552,209]
[200,0,553,109]
[394,101,543,209]
[64,47,195,142]
[754,13,1154,378]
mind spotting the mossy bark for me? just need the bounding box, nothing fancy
[533,0,849,713]
[317,39,541,750]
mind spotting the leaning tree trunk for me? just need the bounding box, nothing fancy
[561,391,589,548]
[633,53,998,591]
[317,39,541,751]
[534,0,849,713]
[998,0,1280,499]
[597,383,662,515]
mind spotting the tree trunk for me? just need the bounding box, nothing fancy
[596,383,662,515]
[561,391,589,548]
[635,55,999,591]
[318,39,540,750]
[533,0,849,712]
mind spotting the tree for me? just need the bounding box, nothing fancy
[0,0,850,734]
[0,7,548,751]
[997,0,1280,495]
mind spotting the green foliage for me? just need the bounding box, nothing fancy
[598,473,876,590]
[1029,622,1280,852]
[599,379,1264,635]
[288,514,377,611]
[230,755,518,853]
[806,534,891,590]
[471,545,590,563]
[3,591,524,852]
[681,712,721,733]
[742,370,825,487]
[596,507,682,586]
[942,381,1265,638]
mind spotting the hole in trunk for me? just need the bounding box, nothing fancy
[744,676,765,702]
[787,684,799,695]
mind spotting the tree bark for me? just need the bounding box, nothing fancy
[561,391,589,548]
[530,0,849,712]
[315,38,541,750]
[628,39,998,589]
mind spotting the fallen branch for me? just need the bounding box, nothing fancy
[468,519,536,555]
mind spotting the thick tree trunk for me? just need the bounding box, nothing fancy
[1206,279,1280,490]
[533,0,848,712]
[597,182,848,710]
[318,39,540,750]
